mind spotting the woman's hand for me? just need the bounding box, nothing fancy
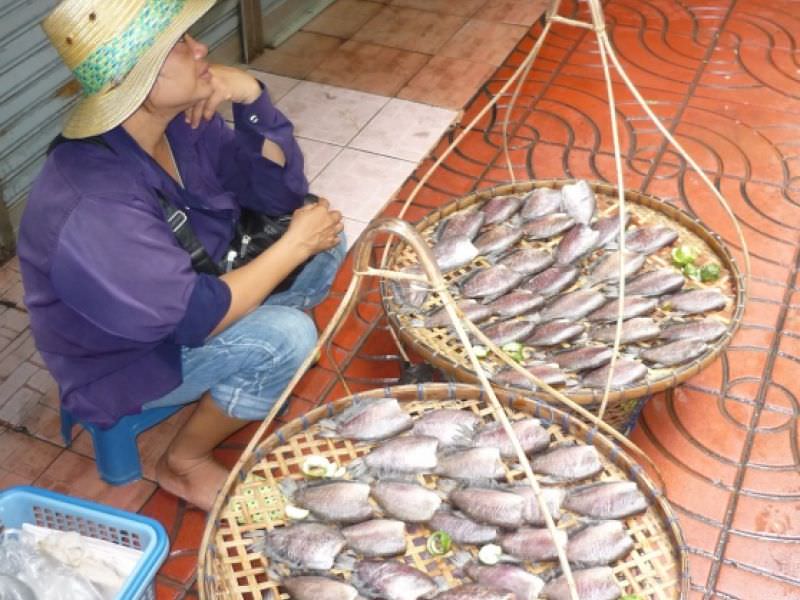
[283,199,344,259]
[185,65,261,129]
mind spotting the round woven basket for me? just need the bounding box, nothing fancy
[199,383,688,599]
[380,179,745,433]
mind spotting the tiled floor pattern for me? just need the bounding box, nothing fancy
[1,0,799,598]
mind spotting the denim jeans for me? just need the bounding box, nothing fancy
[142,237,346,419]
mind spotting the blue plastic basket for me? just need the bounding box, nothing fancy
[0,486,169,600]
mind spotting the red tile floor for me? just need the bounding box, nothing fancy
[2,0,799,598]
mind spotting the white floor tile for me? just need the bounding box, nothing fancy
[276,81,390,146]
[248,70,300,103]
[342,217,369,250]
[349,98,458,162]
[311,148,416,222]
[296,138,343,182]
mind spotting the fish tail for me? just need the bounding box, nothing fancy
[334,549,357,572]
[317,418,338,438]
[278,477,298,500]
[435,477,461,497]
[447,551,473,577]
[347,459,370,481]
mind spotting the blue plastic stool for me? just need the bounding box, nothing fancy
[60,405,183,485]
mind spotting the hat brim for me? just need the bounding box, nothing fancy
[62,0,216,139]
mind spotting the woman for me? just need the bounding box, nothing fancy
[18,0,344,510]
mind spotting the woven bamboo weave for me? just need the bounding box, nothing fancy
[200,383,688,599]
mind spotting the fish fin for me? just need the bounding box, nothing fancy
[334,549,357,572]
[316,418,340,438]
[435,477,462,497]
[450,423,476,447]
[347,458,370,481]
[277,477,299,500]
[265,563,290,584]
[448,551,473,577]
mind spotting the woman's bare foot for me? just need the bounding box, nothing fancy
[155,452,229,511]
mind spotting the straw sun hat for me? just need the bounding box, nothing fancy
[43,0,215,138]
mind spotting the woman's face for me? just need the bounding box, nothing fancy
[147,33,212,113]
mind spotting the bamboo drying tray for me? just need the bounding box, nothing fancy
[381,179,745,432]
[200,383,688,599]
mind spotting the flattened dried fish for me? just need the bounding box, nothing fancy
[282,576,360,600]
[660,317,727,342]
[561,180,596,225]
[554,346,613,372]
[512,485,566,525]
[484,195,523,225]
[531,443,603,482]
[435,446,506,481]
[492,363,568,390]
[593,212,630,249]
[429,510,498,545]
[359,436,439,475]
[526,320,585,346]
[465,562,545,600]
[542,567,621,600]
[439,210,485,241]
[520,187,563,221]
[291,480,373,523]
[592,317,660,344]
[665,288,727,314]
[353,560,438,600]
[611,268,685,297]
[640,338,708,366]
[567,520,634,567]
[523,213,575,240]
[417,300,493,329]
[475,223,524,255]
[564,481,648,519]
[481,318,538,346]
[582,358,648,389]
[486,290,545,319]
[258,523,345,570]
[450,487,526,528]
[341,519,407,558]
[320,397,412,441]
[412,409,481,447]
[625,225,678,255]
[473,418,550,458]
[587,296,658,323]
[433,235,479,273]
[555,224,600,265]
[436,585,514,600]
[371,481,441,523]
[521,266,579,297]
[540,289,606,323]
[587,250,646,285]
[500,527,568,562]
[498,248,555,276]
[462,265,525,299]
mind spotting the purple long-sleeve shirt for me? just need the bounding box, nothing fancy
[17,87,308,428]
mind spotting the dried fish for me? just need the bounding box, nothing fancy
[257,523,346,570]
[581,358,648,389]
[564,481,649,519]
[357,436,439,475]
[511,485,566,526]
[481,318,539,347]
[554,346,613,372]
[429,510,498,545]
[587,296,659,323]
[498,248,555,276]
[439,210,486,241]
[435,446,506,481]
[610,268,685,297]
[625,225,679,255]
[523,213,575,240]
[433,235,479,273]
[665,288,727,314]
[492,363,568,390]
[465,562,545,600]
[555,224,600,265]
[436,584,514,600]
[521,266,579,298]
[593,212,630,249]
[484,195,523,225]
[352,560,438,600]
[416,300,494,329]
[319,397,412,441]
[520,187,563,221]
[462,265,525,299]
[640,338,708,366]
[473,418,550,458]
[531,443,603,482]
[412,409,481,447]
[475,223,524,255]
[282,576,361,600]
[660,317,727,342]
[567,520,634,567]
[486,290,545,319]
[449,487,526,528]
[561,180,596,225]
[371,481,442,523]
[342,519,407,558]
[540,289,606,323]
[290,480,373,523]
[541,567,621,600]
[500,527,568,562]
[592,317,660,344]
[526,320,585,346]
[587,250,646,285]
